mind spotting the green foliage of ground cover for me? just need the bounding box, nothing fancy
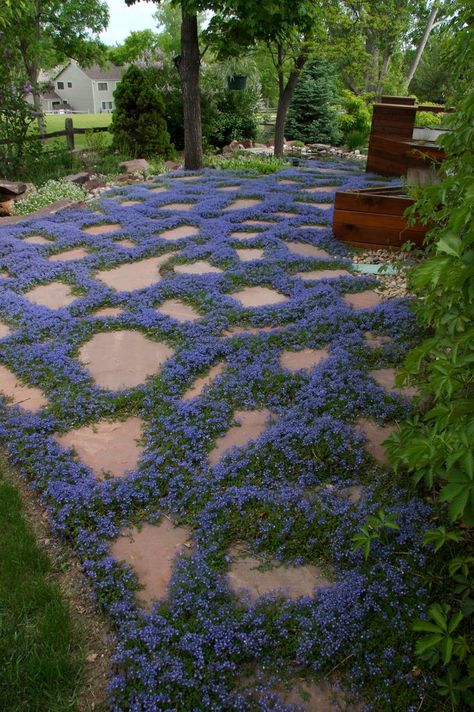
[14,179,86,215]
[204,153,286,174]
[0,466,83,711]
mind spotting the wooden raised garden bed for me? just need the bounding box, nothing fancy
[332,185,428,249]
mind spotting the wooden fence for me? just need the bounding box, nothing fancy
[0,118,109,151]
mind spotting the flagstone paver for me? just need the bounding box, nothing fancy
[148,186,168,193]
[121,200,143,206]
[231,286,289,307]
[287,242,331,258]
[78,330,174,389]
[159,202,194,211]
[93,306,125,318]
[156,298,201,322]
[0,364,47,412]
[55,417,144,479]
[355,418,399,467]
[364,331,393,347]
[275,211,297,218]
[96,254,174,291]
[116,239,136,248]
[173,260,223,275]
[111,518,191,606]
[236,248,265,262]
[159,225,199,241]
[222,325,281,337]
[296,269,350,281]
[343,290,384,309]
[304,185,339,193]
[182,362,226,400]
[209,409,272,465]
[82,223,121,235]
[371,367,418,397]
[300,224,327,230]
[243,219,273,226]
[47,247,89,262]
[280,347,329,372]
[228,546,331,601]
[230,231,260,239]
[278,679,360,711]
[23,234,52,244]
[224,198,262,211]
[0,322,11,338]
[217,185,240,191]
[24,281,77,308]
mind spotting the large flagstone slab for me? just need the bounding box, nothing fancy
[0,364,47,412]
[230,231,260,240]
[111,519,191,605]
[159,202,194,211]
[47,247,89,262]
[280,348,329,372]
[82,223,121,235]
[235,248,265,262]
[0,322,11,338]
[296,269,350,281]
[370,367,418,397]
[24,281,77,308]
[279,679,360,711]
[231,286,289,307]
[182,362,226,400]
[173,260,222,275]
[228,546,331,601]
[343,290,383,309]
[116,239,136,248]
[355,417,398,467]
[303,185,339,193]
[93,306,125,318]
[209,409,272,465]
[96,254,174,291]
[287,242,331,259]
[79,330,174,389]
[222,325,281,337]
[159,225,199,241]
[156,299,201,322]
[224,198,262,211]
[23,234,52,244]
[55,417,143,479]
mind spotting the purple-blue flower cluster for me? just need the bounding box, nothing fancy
[0,161,430,710]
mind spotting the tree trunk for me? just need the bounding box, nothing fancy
[274,50,308,159]
[407,3,439,88]
[176,10,202,170]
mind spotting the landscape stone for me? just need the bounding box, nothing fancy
[47,247,89,262]
[280,347,329,372]
[119,158,150,173]
[0,322,11,338]
[209,409,272,465]
[296,269,350,281]
[355,417,398,467]
[231,231,260,239]
[55,417,144,479]
[287,242,331,258]
[236,248,265,262]
[224,198,262,211]
[231,286,289,307]
[93,306,124,318]
[343,290,384,309]
[173,260,222,275]
[96,254,175,291]
[156,299,201,322]
[0,364,47,412]
[78,330,174,390]
[182,362,226,400]
[82,223,121,235]
[159,202,194,212]
[303,185,339,193]
[111,518,191,605]
[23,234,52,244]
[116,239,136,248]
[159,225,199,241]
[24,281,77,308]
[370,367,418,397]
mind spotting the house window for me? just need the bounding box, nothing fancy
[102,101,113,110]
[57,81,64,89]
[67,82,72,88]
[98,82,108,91]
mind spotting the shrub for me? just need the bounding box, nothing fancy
[110,65,174,159]
[285,58,342,145]
[415,110,443,128]
[337,90,371,146]
[204,153,285,174]
[14,180,85,215]
[0,69,42,180]
[206,89,258,148]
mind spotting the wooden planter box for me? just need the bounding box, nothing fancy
[332,186,429,249]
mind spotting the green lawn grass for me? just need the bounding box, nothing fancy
[0,467,84,711]
[44,113,113,150]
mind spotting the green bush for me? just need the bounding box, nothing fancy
[206,89,258,148]
[285,58,342,145]
[14,180,85,215]
[204,153,285,174]
[110,65,174,159]
[415,110,443,128]
[337,90,371,146]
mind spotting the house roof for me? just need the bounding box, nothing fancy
[42,90,63,100]
[81,63,123,81]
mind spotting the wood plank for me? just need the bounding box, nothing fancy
[334,192,413,216]
[334,209,425,231]
[333,222,427,249]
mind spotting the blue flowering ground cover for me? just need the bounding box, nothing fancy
[0,161,431,711]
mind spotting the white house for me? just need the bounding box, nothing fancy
[36,60,123,114]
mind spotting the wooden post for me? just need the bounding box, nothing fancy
[65,118,75,151]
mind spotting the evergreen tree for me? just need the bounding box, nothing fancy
[110,65,174,159]
[285,58,342,145]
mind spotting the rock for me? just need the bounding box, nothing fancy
[0,180,27,197]
[115,173,141,183]
[118,158,149,173]
[63,172,91,185]
[308,143,331,151]
[0,199,15,216]
[240,139,253,148]
[230,140,243,151]
[265,138,275,147]
[164,160,182,171]
[82,178,105,192]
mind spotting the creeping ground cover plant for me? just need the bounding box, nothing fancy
[0,161,434,710]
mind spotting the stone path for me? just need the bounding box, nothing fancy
[0,162,416,711]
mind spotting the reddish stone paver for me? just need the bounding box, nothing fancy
[243,219,273,226]
[300,224,326,230]
[303,185,339,193]
[82,223,121,235]
[355,417,399,467]
[278,179,299,185]
[159,202,194,211]
[296,269,350,281]
[228,546,331,601]
[275,211,297,218]
[364,331,392,347]
[280,347,329,372]
[222,325,281,337]
[231,286,289,307]
[0,364,47,412]
[0,271,9,278]
[343,290,384,309]
[230,231,260,240]
[55,417,143,479]
[182,362,226,400]
[224,199,262,211]
[159,225,199,241]
[96,254,174,291]
[217,185,240,191]
[0,322,11,338]
[148,186,168,193]
[209,409,272,465]
[279,679,360,711]
[116,239,136,248]
[174,260,222,275]
[370,368,418,397]
[93,306,124,318]
[111,518,191,605]
[156,299,201,322]
[236,248,265,262]
[287,242,331,259]
[47,247,89,262]
[121,200,142,206]
[78,330,174,390]
[23,235,52,244]
[24,281,77,308]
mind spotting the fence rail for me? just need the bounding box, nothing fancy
[0,118,109,150]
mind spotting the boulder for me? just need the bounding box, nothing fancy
[0,180,27,197]
[240,139,254,148]
[118,158,150,174]
[63,172,91,185]
[164,160,182,171]
[0,199,15,217]
[83,178,106,192]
